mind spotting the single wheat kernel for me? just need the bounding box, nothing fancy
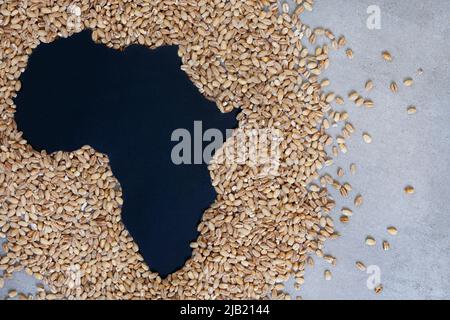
[307,256,315,267]
[321,79,331,87]
[349,91,359,101]
[336,96,345,105]
[390,81,398,93]
[356,261,366,271]
[343,183,352,192]
[341,111,350,121]
[350,163,357,175]
[407,106,417,114]
[354,195,363,207]
[374,284,383,294]
[404,186,415,194]
[342,208,353,217]
[339,143,348,153]
[346,48,354,59]
[387,227,398,236]
[18,293,28,300]
[355,97,364,106]
[363,133,373,144]
[364,99,374,108]
[382,51,392,61]
[403,78,414,87]
[332,146,339,156]
[324,255,337,266]
[326,92,336,103]
[8,290,18,298]
[365,237,376,246]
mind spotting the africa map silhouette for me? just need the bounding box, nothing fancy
[14,30,238,277]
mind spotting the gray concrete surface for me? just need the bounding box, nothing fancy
[1,0,449,300]
[284,0,450,300]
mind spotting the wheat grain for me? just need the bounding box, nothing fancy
[356,261,366,271]
[407,106,417,114]
[382,51,392,62]
[405,186,415,194]
[387,227,398,236]
[365,237,376,246]
[403,78,414,87]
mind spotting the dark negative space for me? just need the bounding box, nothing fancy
[14,30,238,278]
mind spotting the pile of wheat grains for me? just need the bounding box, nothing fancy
[0,0,343,299]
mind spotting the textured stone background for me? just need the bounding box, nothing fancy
[1,0,450,299]
[283,0,450,300]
